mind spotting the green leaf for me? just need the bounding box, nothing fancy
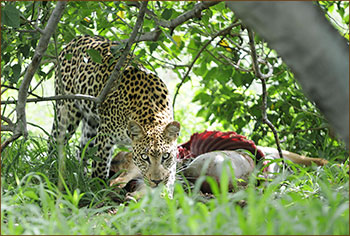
[290,113,307,132]
[197,107,208,118]
[23,190,39,200]
[149,42,158,53]
[190,27,205,36]
[86,49,103,64]
[1,37,8,52]
[158,41,180,61]
[11,63,21,83]
[249,104,261,118]
[20,45,31,58]
[204,67,218,82]
[233,71,254,88]
[1,5,20,28]
[31,39,38,48]
[328,4,334,13]
[2,53,10,64]
[233,71,243,87]
[61,26,76,42]
[76,24,94,37]
[161,8,173,20]
[213,2,226,12]
[111,44,125,57]
[65,53,73,61]
[344,13,349,24]
[217,67,233,86]
[220,86,233,96]
[205,176,220,197]
[337,7,345,18]
[192,92,212,103]
[201,12,210,26]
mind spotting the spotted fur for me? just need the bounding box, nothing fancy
[50,35,180,188]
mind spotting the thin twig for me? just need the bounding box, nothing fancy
[216,52,253,73]
[1,87,9,94]
[29,66,55,94]
[247,28,284,161]
[2,105,16,119]
[204,49,229,65]
[225,35,250,54]
[113,14,134,30]
[2,84,42,99]
[20,14,44,34]
[146,52,190,69]
[96,1,148,105]
[30,2,36,21]
[1,116,14,126]
[172,22,241,110]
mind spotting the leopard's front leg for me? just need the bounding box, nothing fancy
[165,161,177,198]
[92,130,114,179]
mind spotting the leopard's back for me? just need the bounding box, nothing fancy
[56,35,118,97]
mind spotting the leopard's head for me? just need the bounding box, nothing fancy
[127,120,180,187]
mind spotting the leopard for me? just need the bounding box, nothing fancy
[50,35,180,191]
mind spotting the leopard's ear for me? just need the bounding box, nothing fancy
[163,121,180,141]
[127,120,145,141]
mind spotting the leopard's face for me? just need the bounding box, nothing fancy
[132,140,177,187]
[128,120,180,187]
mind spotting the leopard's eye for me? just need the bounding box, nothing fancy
[162,153,170,160]
[141,154,149,160]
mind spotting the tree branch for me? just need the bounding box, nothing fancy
[172,22,241,110]
[1,94,98,105]
[121,1,219,43]
[1,133,22,152]
[156,1,219,30]
[247,28,284,161]
[96,1,148,105]
[1,116,15,132]
[120,28,162,43]
[2,2,67,152]
[1,125,14,132]
[1,116,13,125]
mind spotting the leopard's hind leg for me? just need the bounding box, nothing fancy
[78,109,100,166]
[49,100,82,155]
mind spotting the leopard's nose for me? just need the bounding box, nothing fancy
[151,179,162,186]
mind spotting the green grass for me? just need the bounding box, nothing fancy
[1,135,349,235]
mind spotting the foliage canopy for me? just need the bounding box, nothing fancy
[2,1,348,159]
